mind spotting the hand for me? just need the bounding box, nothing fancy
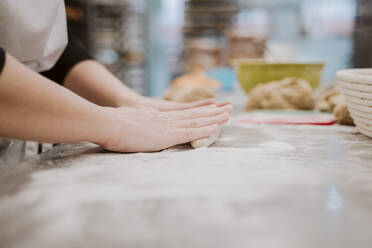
[124,94,231,112]
[100,104,232,152]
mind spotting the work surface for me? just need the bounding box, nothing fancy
[1,118,372,248]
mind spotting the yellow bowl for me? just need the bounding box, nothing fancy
[234,59,325,94]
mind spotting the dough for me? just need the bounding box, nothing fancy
[315,86,354,126]
[333,101,354,126]
[163,72,222,148]
[172,72,220,89]
[191,127,221,149]
[245,78,315,111]
[316,88,342,112]
[164,72,219,103]
[164,86,214,103]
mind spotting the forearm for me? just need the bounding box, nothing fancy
[62,59,221,112]
[0,53,111,145]
[64,60,143,107]
[39,31,138,107]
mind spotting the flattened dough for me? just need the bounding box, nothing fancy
[191,127,221,149]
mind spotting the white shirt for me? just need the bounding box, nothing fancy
[0,0,68,72]
[0,0,68,169]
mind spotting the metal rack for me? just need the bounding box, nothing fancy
[66,0,148,94]
[182,0,239,72]
[183,0,239,37]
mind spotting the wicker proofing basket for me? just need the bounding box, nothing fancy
[337,69,372,138]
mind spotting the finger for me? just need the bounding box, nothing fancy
[216,101,233,113]
[175,112,229,128]
[216,101,230,107]
[170,104,232,120]
[181,99,216,109]
[161,99,216,111]
[174,125,219,144]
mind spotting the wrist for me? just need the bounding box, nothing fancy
[87,106,121,148]
[115,92,147,107]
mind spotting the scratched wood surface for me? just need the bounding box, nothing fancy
[1,119,372,248]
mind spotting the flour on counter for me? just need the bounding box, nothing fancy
[258,142,296,152]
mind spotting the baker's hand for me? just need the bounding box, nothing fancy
[118,92,231,112]
[138,97,231,112]
[100,104,232,152]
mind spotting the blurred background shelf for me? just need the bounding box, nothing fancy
[64,0,371,97]
[66,0,148,95]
